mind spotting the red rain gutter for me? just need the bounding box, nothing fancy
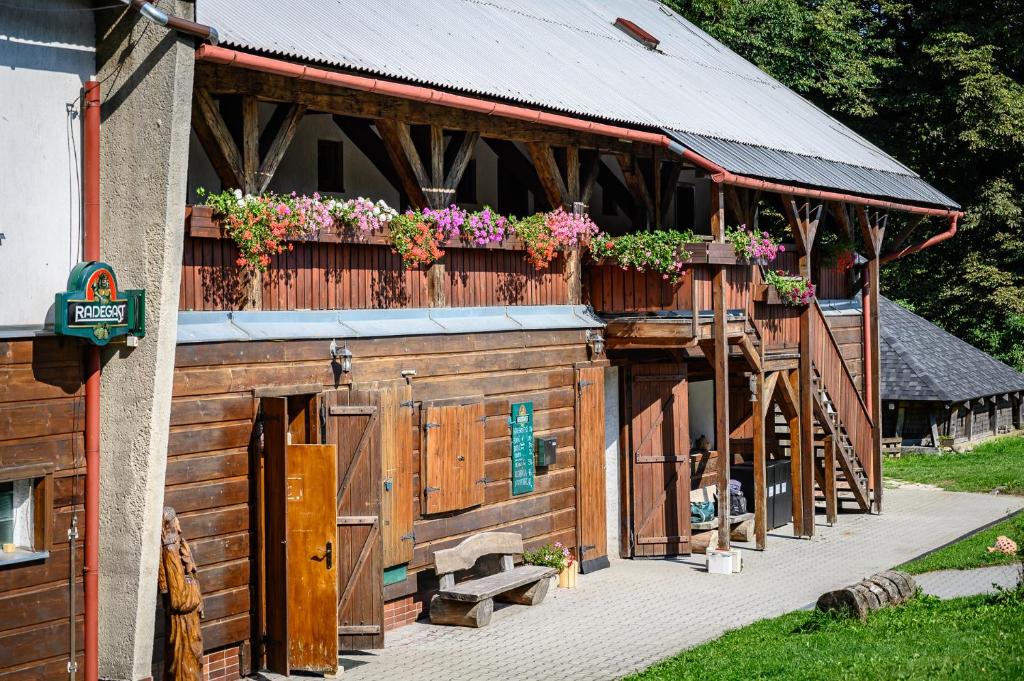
[879,214,958,263]
[82,79,101,681]
[194,44,962,254]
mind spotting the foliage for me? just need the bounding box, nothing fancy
[329,196,398,235]
[627,591,1024,680]
[591,229,697,282]
[198,188,314,270]
[764,269,815,306]
[510,209,600,270]
[900,512,1024,574]
[725,224,783,263]
[884,435,1024,495]
[662,0,1024,371]
[523,542,573,572]
[388,211,446,268]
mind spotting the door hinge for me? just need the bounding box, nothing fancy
[400,531,416,542]
[400,399,416,409]
[578,379,594,392]
[477,415,487,423]
[579,543,596,556]
[424,422,441,430]
[476,476,490,485]
[424,486,441,495]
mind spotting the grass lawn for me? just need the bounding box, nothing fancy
[626,592,1024,680]
[899,511,1024,574]
[884,435,1024,495]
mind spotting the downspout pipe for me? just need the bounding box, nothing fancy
[128,0,219,44]
[879,213,958,264]
[193,45,962,244]
[82,79,101,681]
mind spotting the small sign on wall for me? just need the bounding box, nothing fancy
[54,261,144,346]
[510,401,535,496]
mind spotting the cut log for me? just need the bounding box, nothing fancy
[691,529,718,555]
[816,570,918,621]
[730,518,755,542]
[429,595,494,628]
[496,574,552,606]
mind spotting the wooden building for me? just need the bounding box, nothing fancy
[876,296,1024,447]
[0,1,968,678]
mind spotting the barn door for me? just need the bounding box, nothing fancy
[262,402,339,675]
[323,388,384,651]
[576,365,609,573]
[629,364,692,557]
[378,381,414,567]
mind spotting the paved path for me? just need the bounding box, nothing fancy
[917,563,1022,599]
[328,485,1020,681]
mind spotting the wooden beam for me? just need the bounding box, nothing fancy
[430,124,444,188]
[580,150,601,207]
[710,181,726,241]
[824,435,837,526]
[566,145,580,205]
[256,103,305,194]
[856,205,885,512]
[617,153,654,228]
[443,131,480,193]
[376,118,430,209]
[737,335,762,373]
[659,161,684,228]
[713,264,731,550]
[332,115,406,202]
[762,371,780,419]
[779,370,803,536]
[242,95,260,193]
[753,368,767,550]
[528,142,569,209]
[798,305,815,537]
[191,88,244,189]
[597,159,636,218]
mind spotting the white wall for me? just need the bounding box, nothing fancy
[688,379,715,449]
[0,1,94,332]
[603,366,620,556]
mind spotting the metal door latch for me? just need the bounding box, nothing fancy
[424,422,441,430]
[424,486,441,495]
[400,531,416,542]
[578,379,594,392]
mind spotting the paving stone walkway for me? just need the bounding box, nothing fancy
[324,485,1021,681]
[916,563,1022,599]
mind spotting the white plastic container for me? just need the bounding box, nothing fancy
[707,550,733,575]
[730,549,743,573]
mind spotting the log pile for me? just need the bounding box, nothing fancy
[815,570,918,621]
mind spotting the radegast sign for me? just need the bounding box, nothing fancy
[55,262,145,345]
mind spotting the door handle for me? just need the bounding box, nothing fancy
[325,541,333,570]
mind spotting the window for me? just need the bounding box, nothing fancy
[0,465,52,566]
[456,159,478,204]
[317,139,345,193]
[601,185,617,216]
[421,399,486,514]
[675,184,695,230]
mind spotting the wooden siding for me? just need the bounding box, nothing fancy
[169,328,588,655]
[823,314,864,397]
[584,263,751,314]
[180,237,567,311]
[0,338,85,678]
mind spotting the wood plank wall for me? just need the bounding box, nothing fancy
[822,314,864,397]
[169,328,589,657]
[0,338,85,678]
[584,264,750,314]
[180,238,568,311]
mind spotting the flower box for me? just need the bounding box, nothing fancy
[753,282,785,305]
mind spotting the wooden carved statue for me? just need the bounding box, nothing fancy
[158,506,204,681]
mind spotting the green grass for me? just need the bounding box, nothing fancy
[899,512,1024,574]
[626,592,1024,680]
[884,435,1024,495]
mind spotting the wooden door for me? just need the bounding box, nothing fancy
[262,397,289,673]
[629,364,692,557]
[378,382,414,567]
[285,444,339,674]
[323,388,384,651]
[422,401,485,514]
[576,365,609,572]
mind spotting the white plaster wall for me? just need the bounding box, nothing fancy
[603,366,620,556]
[0,1,94,332]
[689,379,715,449]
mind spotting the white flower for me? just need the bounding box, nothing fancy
[236,198,245,207]
[233,188,243,199]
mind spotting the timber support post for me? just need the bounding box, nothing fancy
[710,182,731,551]
[857,206,887,512]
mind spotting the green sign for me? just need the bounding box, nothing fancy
[510,401,535,496]
[54,261,145,346]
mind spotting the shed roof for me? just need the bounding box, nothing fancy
[878,296,1024,403]
[195,0,958,209]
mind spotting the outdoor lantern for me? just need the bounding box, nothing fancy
[330,340,353,373]
[748,373,758,402]
[587,330,605,357]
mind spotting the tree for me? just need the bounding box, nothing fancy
[665,0,1024,369]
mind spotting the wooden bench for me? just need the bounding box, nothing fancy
[429,532,557,628]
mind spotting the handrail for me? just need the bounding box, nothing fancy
[811,299,872,423]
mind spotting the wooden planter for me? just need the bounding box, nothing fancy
[753,282,807,307]
[558,561,578,589]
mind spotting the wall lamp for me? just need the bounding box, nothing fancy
[330,340,353,373]
[586,330,605,358]
[748,373,758,402]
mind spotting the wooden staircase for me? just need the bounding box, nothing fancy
[811,369,871,512]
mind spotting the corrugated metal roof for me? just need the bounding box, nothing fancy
[196,0,956,208]
[177,305,603,344]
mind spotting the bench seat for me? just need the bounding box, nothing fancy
[437,564,556,603]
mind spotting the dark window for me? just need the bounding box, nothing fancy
[0,481,12,545]
[317,139,345,193]
[602,185,617,216]
[456,159,478,204]
[675,184,695,230]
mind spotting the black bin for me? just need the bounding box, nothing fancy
[730,459,792,530]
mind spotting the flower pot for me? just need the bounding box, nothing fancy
[752,256,769,267]
[558,561,578,588]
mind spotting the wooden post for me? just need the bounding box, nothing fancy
[566,248,582,305]
[857,207,886,512]
[786,370,803,537]
[824,435,837,526]
[753,369,767,549]
[798,305,815,536]
[712,269,730,550]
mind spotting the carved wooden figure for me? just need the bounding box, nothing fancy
[158,507,204,681]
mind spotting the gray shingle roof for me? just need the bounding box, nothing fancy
[196,0,957,209]
[879,296,1024,403]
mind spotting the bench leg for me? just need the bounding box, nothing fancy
[497,576,551,606]
[429,595,494,628]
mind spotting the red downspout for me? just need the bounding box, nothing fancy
[82,79,101,681]
[879,214,958,264]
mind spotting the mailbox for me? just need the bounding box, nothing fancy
[535,436,557,467]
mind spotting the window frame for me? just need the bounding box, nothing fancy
[0,462,54,566]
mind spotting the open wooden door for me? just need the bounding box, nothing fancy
[576,365,609,573]
[629,364,692,557]
[262,400,339,675]
[323,388,384,651]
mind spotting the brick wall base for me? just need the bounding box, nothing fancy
[203,645,240,681]
[384,595,426,631]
